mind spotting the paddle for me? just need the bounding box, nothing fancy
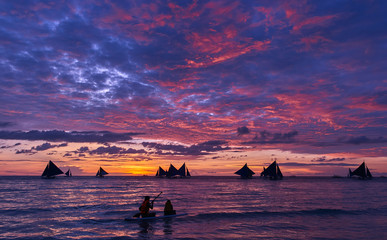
[151,191,163,205]
[133,192,163,218]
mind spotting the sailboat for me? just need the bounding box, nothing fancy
[65,168,72,177]
[96,167,108,178]
[155,166,167,177]
[261,160,283,180]
[348,162,372,179]
[177,163,191,178]
[166,164,178,178]
[235,163,255,179]
[41,160,64,179]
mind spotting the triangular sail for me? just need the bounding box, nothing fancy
[366,167,372,178]
[277,165,283,178]
[156,166,167,177]
[41,160,64,178]
[349,162,372,179]
[261,161,283,180]
[65,169,72,177]
[235,163,255,179]
[166,164,178,178]
[96,167,108,177]
[177,163,191,177]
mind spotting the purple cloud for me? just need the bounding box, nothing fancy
[0,130,141,143]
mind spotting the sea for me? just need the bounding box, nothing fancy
[0,176,386,240]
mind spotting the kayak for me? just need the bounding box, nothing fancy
[125,213,187,222]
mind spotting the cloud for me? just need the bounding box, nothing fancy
[0,122,14,128]
[15,149,35,155]
[0,130,142,143]
[78,147,89,153]
[237,126,250,136]
[0,0,386,165]
[311,156,345,162]
[244,130,298,144]
[0,142,21,149]
[89,146,146,155]
[279,162,354,167]
[15,142,68,155]
[340,136,387,145]
[33,142,67,151]
[142,140,230,156]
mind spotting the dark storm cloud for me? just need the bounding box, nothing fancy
[0,130,142,142]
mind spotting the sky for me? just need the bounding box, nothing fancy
[0,0,386,176]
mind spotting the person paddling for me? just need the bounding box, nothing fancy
[133,192,162,218]
[139,196,154,217]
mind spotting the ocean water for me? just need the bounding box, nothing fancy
[0,176,386,240]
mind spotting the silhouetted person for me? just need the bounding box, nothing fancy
[139,196,155,217]
[164,200,176,215]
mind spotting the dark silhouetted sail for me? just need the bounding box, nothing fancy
[177,163,191,177]
[41,160,63,178]
[235,163,255,179]
[96,167,108,177]
[276,165,283,179]
[156,166,167,177]
[261,161,283,180]
[65,168,72,177]
[166,164,178,178]
[366,167,372,178]
[349,162,372,179]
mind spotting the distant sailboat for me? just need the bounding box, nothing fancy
[235,163,255,179]
[65,168,72,177]
[41,160,64,179]
[177,163,191,178]
[96,167,108,178]
[156,166,167,177]
[166,164,178,178]
[349,162,372,179]
[261,160,283,180]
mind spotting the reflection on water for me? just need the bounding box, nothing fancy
[0,176,386,239]
[162,219,173,235]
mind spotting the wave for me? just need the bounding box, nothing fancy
[192,208,378,220]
